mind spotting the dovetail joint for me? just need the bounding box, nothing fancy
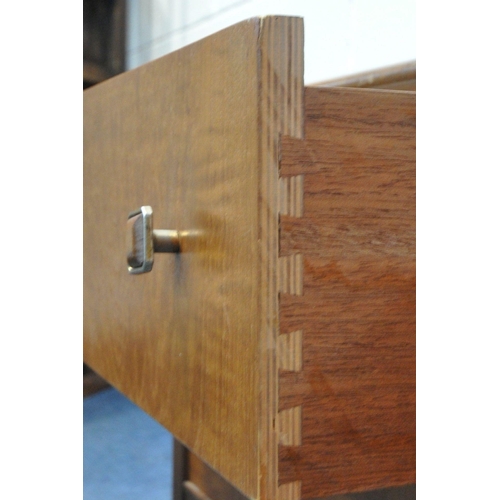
[278,481,302,500]
[278,330,303,372]
[279,175,304,217]
[279,253,304,295]
[278,406,302,446]
[279,254,303,296]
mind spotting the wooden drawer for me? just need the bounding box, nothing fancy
[84,16,415,500]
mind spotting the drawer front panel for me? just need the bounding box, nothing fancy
[84,20,262,498]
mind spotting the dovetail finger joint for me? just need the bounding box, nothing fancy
[279,175,304,217]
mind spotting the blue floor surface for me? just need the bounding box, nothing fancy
[84,387,173,500]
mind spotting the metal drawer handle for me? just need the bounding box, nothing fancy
[126,206,180,274]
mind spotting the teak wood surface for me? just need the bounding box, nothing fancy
[278,87,415,498]
[84,16,303,500]
[84,16,415,500]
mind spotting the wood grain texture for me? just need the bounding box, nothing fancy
[258,16,304,500]
[84,18,415,499]
[278,481,301,500]
[84,16,304,499]
[84,19,263,498]
[278,330,303,372]
[279,254,304,296]
[278,87,415,498]
[279,175,304,217]
[278,406,302,446]
[307,483,416,500]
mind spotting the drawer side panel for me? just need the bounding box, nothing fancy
[279,87,416,498]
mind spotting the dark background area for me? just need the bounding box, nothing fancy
[83,0,126,89]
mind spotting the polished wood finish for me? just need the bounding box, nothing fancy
[84,17,303,499]
[314,61,416,91]
[278,87,415,498]
[85,19,261,497]
[85,17,415,500]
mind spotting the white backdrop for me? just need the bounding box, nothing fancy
[126,0,416,84]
